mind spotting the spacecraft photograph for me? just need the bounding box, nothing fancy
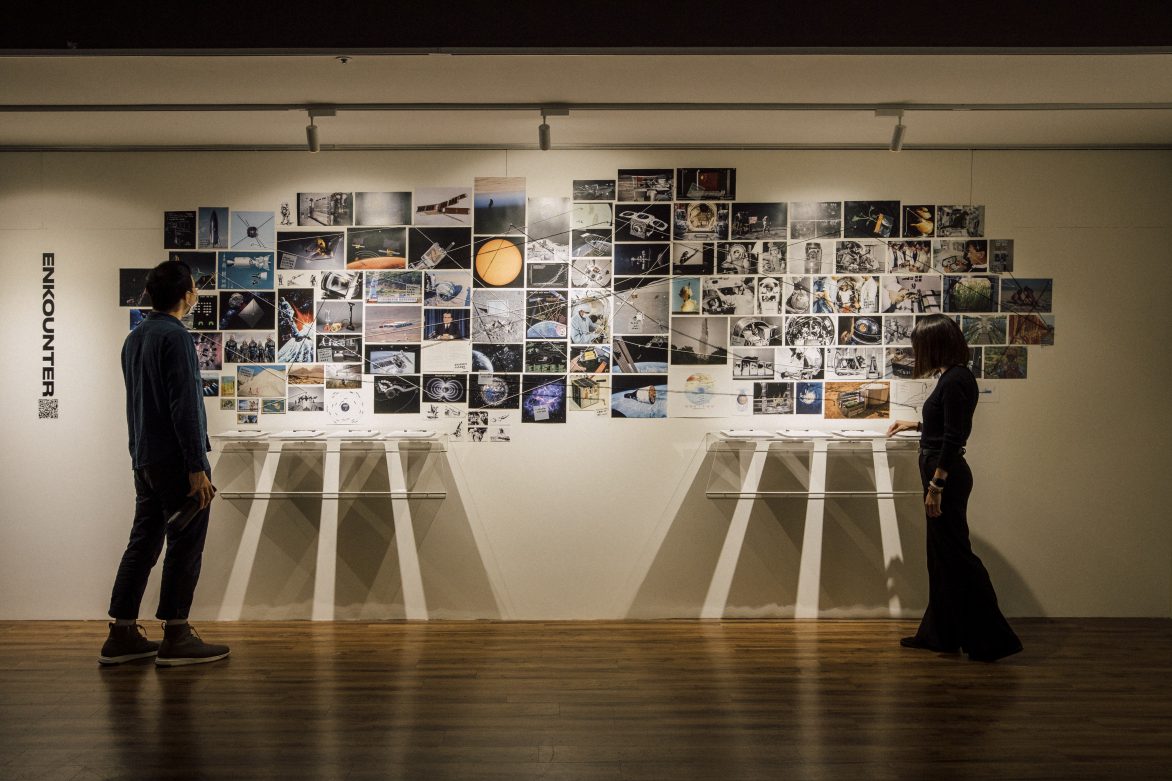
[824,380,890,420]
[787,240,835,274]
[230,211,276,251]
[364,304,421,343]
[525,342,569,373]
[118,268,152,307]
[701,275,755,316]
[730,316,785,348]
[616,169,673,202]
[197,207,229,249]
[468,373,521,410]
[407,227,472,270]
[365,344,419,375]
[614,203,671,242]
[612,335,669,374]
[345,226,407,266]
[298,192,353,227]
[219,291,276,330]
[571,229,613,262]
[669,317,728,365]
[945,275,1000,313]
[826,346,883,381]
[218,251,274,290]
[673,201,729,241]
[422,271,470,307]
[525,291,568,339]
[276,230,345,270]
[610,374,668,418]
[571,255,612,288]
[671,277,702,315]
[784,315,836,346]
[754,382,794,414]
[413,187,472,228]
[837,314,884,346]
[614,243,670,276]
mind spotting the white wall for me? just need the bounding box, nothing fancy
[1,149,1169,620]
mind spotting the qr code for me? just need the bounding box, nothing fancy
[38,398,59,419]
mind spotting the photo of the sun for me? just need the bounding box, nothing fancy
[474,237,523,287]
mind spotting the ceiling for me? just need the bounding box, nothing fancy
[1,53,1170,150]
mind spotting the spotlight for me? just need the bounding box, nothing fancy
[306,120,320,153]
[890,122,906,152]
[538,119,551,151]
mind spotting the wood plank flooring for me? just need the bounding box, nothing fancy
[1,620,1170,780]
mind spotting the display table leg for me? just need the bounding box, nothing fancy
[794,439,829,619]
[311,440,342,621]
[386,443,429,620]
[872,439,904,617]
[219,441,283,621]
[701,440,771,619]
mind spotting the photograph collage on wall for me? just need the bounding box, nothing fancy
[122,171,1051,432]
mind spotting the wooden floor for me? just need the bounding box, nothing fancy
[1,620,1170,780]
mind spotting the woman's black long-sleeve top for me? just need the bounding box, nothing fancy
[920,365,978,474]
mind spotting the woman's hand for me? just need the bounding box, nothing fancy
[925,490,942,518]
[886,419,919,437]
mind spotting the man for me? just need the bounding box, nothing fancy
[570,306,598,343]
[429,310,461,340]
[101,260,229,667]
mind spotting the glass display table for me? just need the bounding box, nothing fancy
[209,430,447,621]
[702,430,923,619]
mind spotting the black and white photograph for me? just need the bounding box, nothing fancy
[230,211,275,250]
[887,240,933,272]
[789,201,842,241]
[366,344,420,375]
[118,268,152,307]
[168,252,217,290]
[961,315,1009,346]
[783,276,814,314]
[223,332,275,364]
[936,205,985,237]
[670,317,728,365]
[886,347,916,379]
[731,202,786,239]
[945,275,1000,313]
[217,251,274,290]
[616,169,673,202]
[811,275,880,314]
[612,335,669,373]
[474,177,526,235]
[316,334,363,363]
[366,271,422,304]
[572,202,614,232]
[422,271,470,307]
[571,255,612,288]
[614,243,670,276]
[673,201,729,241]
[991,239,1014,273]
[197,207,229,249]
[425,308,470,341]
[408,227,473,270]
[787,240,834,274]
[526,262,571,288]
[844,200,901,239]
[354,192,412,226]
[277,288,315,363]
[468,373,521,410]
[755,277,783,315]
[527,197,571,255]
[346,226,407,266]
[826,346,883,380]
[675,168,736,201]
[754,382,793,414]
[276,270,317,288]
[276,230,345,270]
[613,277,670,334]
[164,210,196,249]
[325,363,363,390]
[835,240,884,274]
[219,291,276,330]
[298,192,353,226]
[422,374,468,404]
[672,242,714,275]
[731,347,775,379]
[525,291,568,339]
[364,304,420,343]
[525,342,568,373]
[573,180,616,201]
[471,343,524,373]
[903,205,936,237]
[614,203,671,242]
[716,242,756,275]
[837,315,884,346]
[731,316,785,347]
[785,315,836,346]
[702,275,756,315]
[471,290,526,343]
[881,275,943,313]
[414,187,472,227]
[755,242,787,274]
[934,239,989,273]
[775,346,824,380]
[883,314,915,345]
[287,385,325,412]
[1001,278,1053,313]
[473,236,525,288]
[373,375,421,415]
[571,228,612,260]
[191,333,222,371]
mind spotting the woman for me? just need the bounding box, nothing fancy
[887,314,1022,662]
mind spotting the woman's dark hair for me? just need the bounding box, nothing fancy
[146,260,194,312]
[911,314,970,378]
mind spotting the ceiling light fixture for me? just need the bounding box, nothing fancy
[538,106,569,151]
[305,107,336,154]
[876,108,906,152]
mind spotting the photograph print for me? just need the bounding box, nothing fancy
[364,304,421,343]
[219,291,276,330]
[526,197,572,261]
[960,314,1008,346]
[731,202,786,239]
[373,375,421,415]
[471,290,526,343]
[525,342,568,373]
[468,373,521,410]
[366,344,420,375]
[731,347,775,379]
[887,240,933,273]
[571,255,612,288]
[824,380,890,420]
[933,239,989,273]
[1008,314,1055,346]
[843,200,900,239]
[612,335,668,374]
[276,230,345,270]
[366,270,423,304]
[521,375,567,423]
[673,201,729,241]
[424,308,470,341]
[277,288,316,363]
[118,268,152,307]
[614,203,671,242]
[614,243,670,276]
[789,201,842,241]
[197,207,229,249]
[990,239,1014,273]
[571,202,614,232]
[182,295,217,331]
[571,228,613,262]
[408,227,472,270]
[414,187,472,228]
[776,346,824,380]
[345,226,407,267]
[298,192,353,227]
[1001,278,1053,313]
[217,251,274,290]
[675,168,736,201]
[473,236,525,288]
[168,252,217,290]
[422,374,468,405]
[230,211,276,250]
[672,242,714,275]
[903,205,936,238]
[670,316,728,365]
[423,270,471,307]
[525,290,568,339]
[702,275,755,316]
[164,211,196,249]
[573,180,616,201]
[944,275,1000,313]
[474,177,526,235]
[835,240,884,274]
[881,275,943,314]
[787,240,834,275]
[610,374,668,419]
[472,343,524,373]
[936,205,985,237]
[616,169,673,202]
[287,385,325,412]
[613,277,671,334]
[354,192,412,226]
[756,276,784,315]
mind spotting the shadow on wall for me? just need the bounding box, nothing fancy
[626,450,1043,620]
[188,447,500,620]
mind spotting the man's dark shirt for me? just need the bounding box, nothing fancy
[122,311,211,473]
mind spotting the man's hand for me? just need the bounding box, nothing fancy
[189,471,216,510]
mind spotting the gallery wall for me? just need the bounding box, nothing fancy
[1,148,1169,620]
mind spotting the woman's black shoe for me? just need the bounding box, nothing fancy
[900,636,960,653]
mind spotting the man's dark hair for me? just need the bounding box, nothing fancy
[912,314,970,378]
[146,260,194,313]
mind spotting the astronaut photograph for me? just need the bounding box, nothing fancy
[936,205,985,237]
[365,345,419,375]
[471,290,525,343]
[731,202,786,240]
[521,375,567,423]
[881,275,942,313]
[276,230,344,270]
[287,385,325,412]
[612,335,669,374]
[407,227,472,270]
[702,275,755,315]
[614,203,671,242]
[571,255,612,288]
[789,201,842,241]
[364,304,420,343]
[730,316,784,348]
[610,374,668,419]
[775,346,824,380]
[613,277,670,334]
[1008,314,1055,346]
[843,200,900,239]
[617,169,673,202]
[961,314,1008,345]
[944,275,1000,313]
[191,333,223,371]
[826,346,883,380]
[755,276,783,314]
[277,288,315,363]
[353,192,413,227]
[673,201,730,241]
[1001,278,1053,313]
[298,192,353,227]
[315,270,360,301]
[672,242,714,275]
[787,240,834,274]
[164,210,196,250]
[670,317,727,365]
[731,347,775,379]
[373,375,421,415]
[903,205,936,238]
[755,242,787,274]
[219,291,276,330]
[573,180,616,202]
[984,346,1028,379]
[345,226,406,267]
[835,240,884,274]
[811,275,880,314]
[717,242,755,274]
[236,364,287,398]
[887,240,933,272]
[223,331,274,364]
[784,315,836,346]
